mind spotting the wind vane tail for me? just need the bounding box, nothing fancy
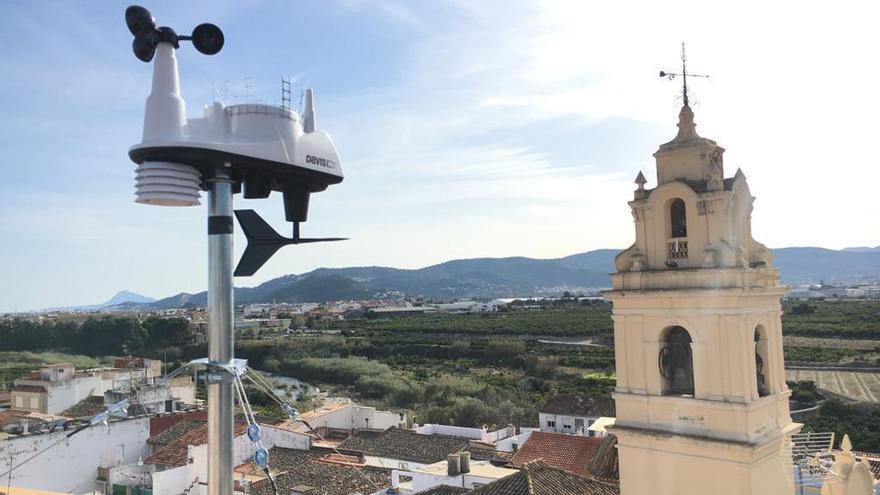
[234,209,287,277]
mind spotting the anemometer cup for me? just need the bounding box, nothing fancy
[191,23,224,55]
[126,5,223,62]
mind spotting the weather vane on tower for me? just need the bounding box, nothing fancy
[659,42,709,107]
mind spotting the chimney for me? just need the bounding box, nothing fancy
[459,451,471,474]
[512,439,519,452]
[447,453,460,476]
[19,419,29,434]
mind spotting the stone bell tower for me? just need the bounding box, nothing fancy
[603,104,801,495]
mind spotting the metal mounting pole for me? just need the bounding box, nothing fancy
[207,167,235,495]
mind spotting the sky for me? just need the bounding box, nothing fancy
[1,0,878,311]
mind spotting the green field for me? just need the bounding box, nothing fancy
[2,299,879,448]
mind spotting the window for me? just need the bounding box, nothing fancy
[14,396,24,408]
[659,326,694,396]
[670,199,687,237]
[546,420,556,428]
[755,327,770,397]
[29,397,39,409]
[398,462,409,470]
[563,424,572,430]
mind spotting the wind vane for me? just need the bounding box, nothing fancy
[659,42,709,107]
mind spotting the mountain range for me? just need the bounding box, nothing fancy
[139,246,880,309]
[45,290,157,312]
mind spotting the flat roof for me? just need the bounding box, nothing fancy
[416,459,517,480]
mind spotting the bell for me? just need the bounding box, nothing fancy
[671,366,692,394]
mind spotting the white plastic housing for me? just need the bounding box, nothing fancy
[131,42,343,207]
[135,161,201,206]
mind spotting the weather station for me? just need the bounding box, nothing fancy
[124,5,347,495]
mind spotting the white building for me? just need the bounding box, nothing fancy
[538,394,613,437]
[115,419,310,495]
[413,423,538,452]
[391,452,517,494]
[282,400,405,434]
[0,416,151,494]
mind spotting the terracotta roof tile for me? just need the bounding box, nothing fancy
[249,447,392,495]
[470,461,619,495]
[147,419,205,448]
[338,427,468,464]
[468,441,513,464]
[415,486,471,495]
[510,431,603,478]
[145,422,248,468]
[58,396,105,419]
[586,434,619,482]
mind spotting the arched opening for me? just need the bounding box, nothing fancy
[670,199,688,238]
[667,199,688,260]
[659,326,694,396]
[755,326,770,397]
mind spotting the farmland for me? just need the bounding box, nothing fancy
[786,369,880,403]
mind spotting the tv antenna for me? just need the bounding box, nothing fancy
[659,42,709,107]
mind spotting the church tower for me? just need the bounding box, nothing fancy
[604,104,801,495]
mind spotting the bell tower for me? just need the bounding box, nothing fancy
[603,103,801,495]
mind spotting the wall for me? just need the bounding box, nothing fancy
[413,424,488,442]
[0,416,151,494]
[169,377,196,405]
[150,464,192,495]
[495,429,537,452]
[353,405,403,430]
[538,412,595,435]
[262,425,311,450]
[365,455,427,471]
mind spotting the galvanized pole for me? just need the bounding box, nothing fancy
[207,167,235,495]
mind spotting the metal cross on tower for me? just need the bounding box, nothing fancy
[659,42,709,107]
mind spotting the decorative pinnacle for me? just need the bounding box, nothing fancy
[635,171,647,190]
[841,434,852,453]
[659,42,709,108]
[677,105,699,140]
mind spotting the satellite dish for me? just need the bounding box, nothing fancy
[191,23,224,55]
[125,5,155,37]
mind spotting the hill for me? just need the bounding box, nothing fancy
[45,290,156,312]
[143,247,880,308]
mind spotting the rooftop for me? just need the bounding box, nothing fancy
[415,486,470,495]
[468,441,513,464]
[468,461,619,495]
[415,459,517,480]
[0,410,69,430]
[540,394,614,418]
[144,421,248,468]
[248,447,392,495]
[296,402,351,423]
[510,431,603,478]
[147,419,205,449]
[10,385,46,394]
[338,427,468,464]
[586,435,620,483]
[59,396,105,419]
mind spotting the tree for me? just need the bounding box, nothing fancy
[452,397,493,427]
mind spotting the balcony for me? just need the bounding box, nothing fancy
[667,238,688,260]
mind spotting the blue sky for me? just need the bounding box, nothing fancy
[1,0,878,311]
